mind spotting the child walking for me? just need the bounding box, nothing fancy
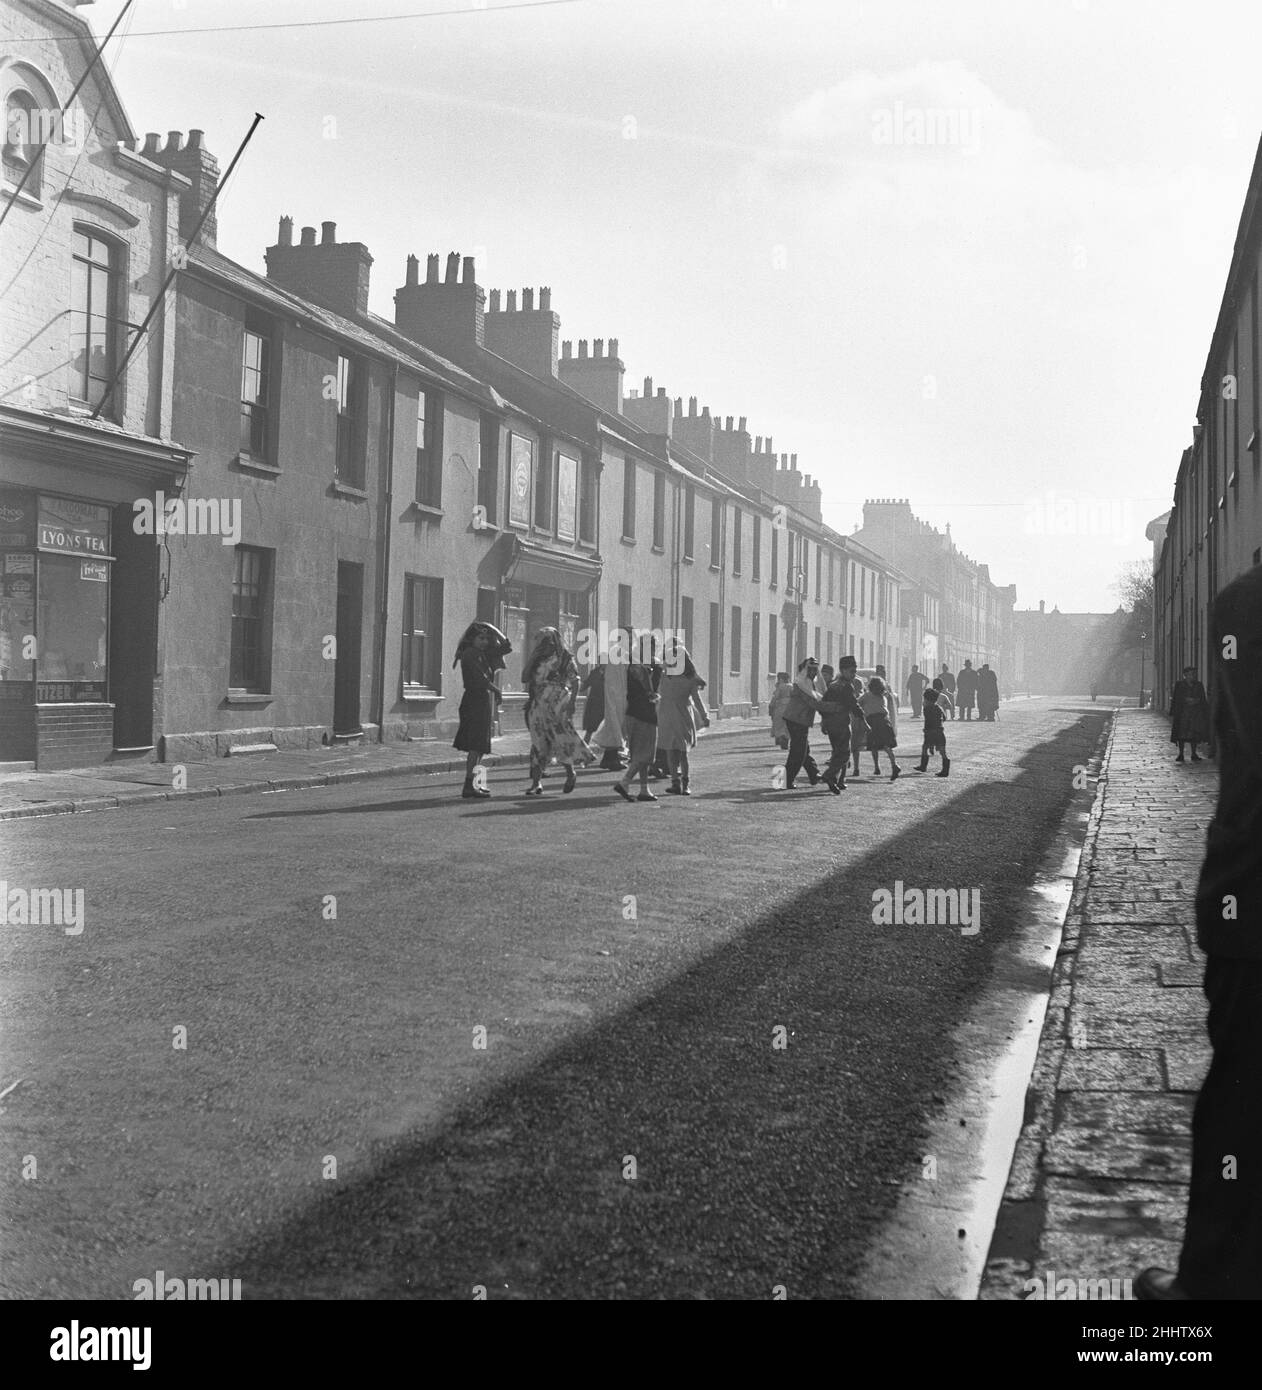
[916,686,951,776]
[860,676,900,781]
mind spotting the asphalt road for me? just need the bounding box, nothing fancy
[0,698,1109,1299]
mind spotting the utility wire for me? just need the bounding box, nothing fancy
[6,0,583,43]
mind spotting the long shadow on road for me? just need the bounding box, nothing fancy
[223,713,1109,1299]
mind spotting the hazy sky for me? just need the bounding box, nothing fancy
[71,0,1262,610]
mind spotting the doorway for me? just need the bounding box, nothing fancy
[333,561,363,736]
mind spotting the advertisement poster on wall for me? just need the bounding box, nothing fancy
[555,453,578,542]
[508,434,532,528]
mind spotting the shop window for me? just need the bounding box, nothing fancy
[70,227,119,417]
[239,317,272,460]
[415,388,443,507]
[230,545,272,692]
[402,574,442,694]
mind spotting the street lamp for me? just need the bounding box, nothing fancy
[1138,630,1147,709]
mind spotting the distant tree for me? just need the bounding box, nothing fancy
[1113,560,1154,627]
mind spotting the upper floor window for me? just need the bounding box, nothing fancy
[416,388,442,507]
[239,318,271,460]
[622,457,636,539]
[477,415,499,525]
[70,228,119,415]
[732,507,742,575]
[770,525,779,586]
[752,514,762,581]
[652,471,665,550]
[579,457,597,544]
[709,498,722,570]
[4,91,46,197]
[534,439,554,531]
[334,354,365,488]
[683,484,695,558]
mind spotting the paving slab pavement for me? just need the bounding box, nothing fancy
[980,707,1218,1300]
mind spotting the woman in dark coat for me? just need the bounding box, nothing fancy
[452,622,510,798]
[580,663,606,740]
[1170,664,1210,762]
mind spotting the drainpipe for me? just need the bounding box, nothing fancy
[375,362,398,741]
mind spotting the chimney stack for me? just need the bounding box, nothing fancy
[143,128,223,250]
[557,326,625,411]
[395,248,488,358]
[266,215,374,317]
[482,281,561,378]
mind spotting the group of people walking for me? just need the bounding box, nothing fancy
[904,660,1001,721]
[769,654,952,789]
[451,622,707,801]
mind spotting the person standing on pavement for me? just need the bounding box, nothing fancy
[1170,664,1210,763]
[906,664,929,718]
[521,627,593,796]
[768,671,793,750]
[579,662,605,745]
[939,663,957,718]
[956,659,978,720]
[782,656,825,789]
[657,639,706,796]
[1138,563,1262,1301]
[819,664,859,792]
[452,622,510,799]
[613,640,663,803]
[861,676,901,781]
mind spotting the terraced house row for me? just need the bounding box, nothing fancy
[1153,132,1262,714]
[0,0,1016,768]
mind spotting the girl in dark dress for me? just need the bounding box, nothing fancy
[452,622,510,798]
[1170,664,1210,762]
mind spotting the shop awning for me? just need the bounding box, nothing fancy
[503,537,602,593]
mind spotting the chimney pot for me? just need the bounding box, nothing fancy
[725,415,733,431]
[594,338,604,358]
[522,287,534,311]
[165,130,183,152]
[462,255,475,284]
[766,436,773,454]
[300,225,317,246]
[187,129,204,150]
[539,287,551,310]
[738,416,747,431]
[490,289,502,312]
[426,253,440,283]
[688,396,697,416]
[143,132,161,154]
[656,387,665,398]
[444,252,460,284]
[755,435,763,451]
[643,376,652,396]
[791,453,798,467]
[405,253,419,287]
[319,223,334,248]
[701,405,710,419]
[506,289,517,311]
[578,339,588,359]
[609,337,618,357]
[277,215,293,247]
[561,339,572,358]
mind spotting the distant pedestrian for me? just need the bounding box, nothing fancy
[876,663,898,740]
[522,627,593,796]
[819,665,860,792]
[658,639,706,795]
[956,659,978,720]
[613,642,663,802]
[768,671,792,750]
[906,664,929,718]
[452,621,510,799]
[916,687,950,776]
[592,633,629,771]
[848,669,867,778]
[977,663,999,720]
[782,656,825,788]
[939,663,957,718]
[861,676,900,781]
[1170,664,1209,762]
[1138,563,1262,1300]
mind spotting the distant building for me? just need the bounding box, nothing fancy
[1012,601,1138,696]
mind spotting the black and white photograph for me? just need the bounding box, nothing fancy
[1,0,1260,1354]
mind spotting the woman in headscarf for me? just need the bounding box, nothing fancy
[1170,663,1210,762]
[452,622,510,798]
[522,627,594,795]
[657,638,706,795]
[591,628,629,771]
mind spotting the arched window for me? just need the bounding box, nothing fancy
[3,89,47,196]
[70,227,120,415]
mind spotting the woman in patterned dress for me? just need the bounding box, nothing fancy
[522,627,594,795]
[657,640,706,795]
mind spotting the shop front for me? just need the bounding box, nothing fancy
[497,538,602,706]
